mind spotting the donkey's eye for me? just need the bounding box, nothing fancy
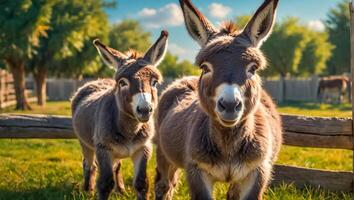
[246,63,258,78]
[118,78,129,88]
[151,79,158,87]
[200,62,212,74]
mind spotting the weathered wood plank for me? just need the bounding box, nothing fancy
[0,114,74,139]
[284,131,353,150]
[273,165,353,192]
[282,114,352,136]
[0,114,352,150]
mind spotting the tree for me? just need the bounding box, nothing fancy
[262,18,310,77]
[325,0,350,75]
[298,31,333,76]
[109,20,151,52]
[159,53,200,78]
[28,0,110,106]
[0,0,53,109]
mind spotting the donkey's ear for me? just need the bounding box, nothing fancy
[240,0,279,47]
[93,39,128,69]
[179,0,217,46]
[143,30,169,67]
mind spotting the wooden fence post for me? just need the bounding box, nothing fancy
[349,0,354,193]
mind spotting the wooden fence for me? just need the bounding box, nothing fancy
[0,114,352,192]
[43,77,322,103]
[0,70,36,108]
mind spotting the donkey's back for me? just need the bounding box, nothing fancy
[71,79,115,115]
[71,79,115,148]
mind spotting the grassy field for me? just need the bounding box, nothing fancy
[0,101,352,200]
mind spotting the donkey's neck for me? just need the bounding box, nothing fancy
[115,110,143,137]
[208,114,255,147]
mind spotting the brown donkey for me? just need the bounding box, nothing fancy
[72,31,168,200]
[154,1,282,200]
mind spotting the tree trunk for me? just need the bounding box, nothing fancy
[33,67,47,106]
[8,61,31,110]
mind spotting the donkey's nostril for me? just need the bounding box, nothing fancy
[217,99,226,112]
[235,100,242,111]
[218,98,242,113]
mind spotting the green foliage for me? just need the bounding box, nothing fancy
[325,0,350,75]
[0,0,53,63]
[262,18,309,77]
[234,15,251,28]
[158,53,200,78]
[261,18,332,77]
[29,0,110,78]
[298,31,333,77]
[109,20,151,53]
[235,15,333,78]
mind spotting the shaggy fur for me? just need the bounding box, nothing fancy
[154,1,282,200]
[72,31,168,200]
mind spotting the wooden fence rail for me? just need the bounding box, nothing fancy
[0,114,352,192]
[0,114,352,150]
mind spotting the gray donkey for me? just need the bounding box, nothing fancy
[154,0,282,200]
[72,30,168,200]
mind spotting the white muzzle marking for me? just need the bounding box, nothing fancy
[214,83,244,126]
[132,92,152,118]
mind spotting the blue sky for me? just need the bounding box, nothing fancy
[106,0,342,62]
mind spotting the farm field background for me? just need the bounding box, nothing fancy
[0,101,352,200]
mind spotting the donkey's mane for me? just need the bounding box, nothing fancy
[219,21,241,36]
[125,49,143,60]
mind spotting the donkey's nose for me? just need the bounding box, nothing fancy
[217,98,242,113]
[137,105,153,117]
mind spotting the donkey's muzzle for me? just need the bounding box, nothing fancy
[136,105,153,122]
[217,98,242,113]
[216,98,243,125]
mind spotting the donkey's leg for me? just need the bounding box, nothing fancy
[154,146,179,200]
[80,141,96,192]
[96,147,114,200]
[113,160,125,194]
[227,167,271,200]
[226,171,257,200]
[186,163,214,200]
[165,168,180,200]
[132,145,152,200]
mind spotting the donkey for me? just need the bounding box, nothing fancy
[154,1,282,200]
[71,30,168,200]
[317,76,351,104]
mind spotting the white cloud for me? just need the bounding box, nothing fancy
[169,43,196,62]
[138,3,184,29]
[138,8,156,17]
[169,43,186,55]
[208,3,232,19]
[307,20,325,32]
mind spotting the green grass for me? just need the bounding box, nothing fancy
[278,101,352,118]
[0,101,352,200]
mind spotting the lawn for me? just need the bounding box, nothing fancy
[0,101,352,200]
